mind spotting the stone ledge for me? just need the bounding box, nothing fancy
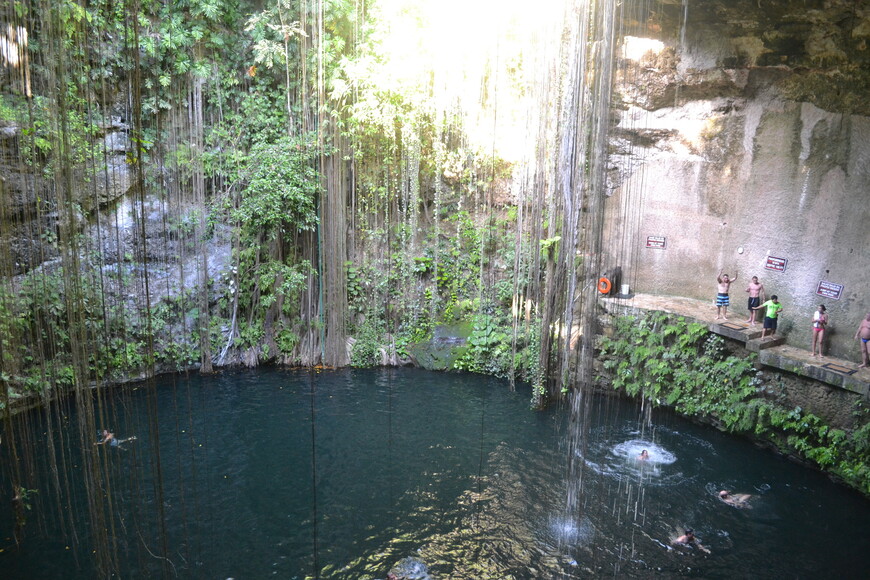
[708,321,764,342]
[745,336,786,352]
[600,293,870,399]
[758,347,869,398]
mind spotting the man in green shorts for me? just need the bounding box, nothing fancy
[753,295,783,339]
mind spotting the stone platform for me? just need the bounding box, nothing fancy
[600,293,870,399]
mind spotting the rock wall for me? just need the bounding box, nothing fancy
[0,117,136,274]
[602,0,870,360]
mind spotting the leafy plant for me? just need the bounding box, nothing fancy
[350,316,384,368]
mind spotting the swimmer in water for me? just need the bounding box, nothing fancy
[673,528,710,553]
[638,449,649,460]
[95,429,136,449]
[719,489,753,508]
[95,429,116,447]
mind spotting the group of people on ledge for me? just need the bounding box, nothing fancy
[715,270,870,367]
[716,271,782,339]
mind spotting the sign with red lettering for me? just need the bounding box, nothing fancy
[764,255,787,273]
[816,280,843,300]
[645,235,666,249]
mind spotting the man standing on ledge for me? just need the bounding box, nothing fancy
[754,295,783,340]
[715,270,738,320]
[855,313,870,368]
[745,276,765,325]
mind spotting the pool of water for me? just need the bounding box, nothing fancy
[1,367,868,578]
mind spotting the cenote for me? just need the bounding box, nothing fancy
[1,368,868,579]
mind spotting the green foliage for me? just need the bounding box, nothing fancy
[232,135,321,238]
[600,312,870,496]
[135,0,245,113]
[539,236,561,261]
[236,321,265,350]
[256,260,311,315]
[0,95,25,123]
[206,131,323,361]
[345,261,366,314]
[275,328,301,358]
[92,339,148,379]
[13,486,38,529]
[350,317,384,368]
[453,311,542,391]
[155,340,199,371]
[454,314,512,377]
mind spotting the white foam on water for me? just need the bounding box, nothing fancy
[612,439,677,465]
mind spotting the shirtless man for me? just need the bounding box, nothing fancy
[718,490,752,509]
[673,529,710,553]
[95,429,136,448]
[745,276,765,325]
[855,313,870,368]
[95,429,116,447]
[715,270,738,320]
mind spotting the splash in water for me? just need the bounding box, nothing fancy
[574,433,690,487]
[612,439,677,465]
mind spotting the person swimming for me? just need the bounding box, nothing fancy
[719,489,752,508]
[95,429,117,447]
[95,429,136,448]
[638,449,649,460]
[673,528,710,553]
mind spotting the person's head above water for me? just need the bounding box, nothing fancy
[719,490,728,498]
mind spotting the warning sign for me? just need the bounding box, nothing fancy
[816,280,843,300]
[645,236,666,249]
[764,256,787,273]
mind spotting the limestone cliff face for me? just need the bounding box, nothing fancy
[603,0,869,359]
[0,118,135,275]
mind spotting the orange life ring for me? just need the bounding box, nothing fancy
[598,277,612,294]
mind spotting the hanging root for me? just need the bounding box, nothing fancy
[138,531,179,578]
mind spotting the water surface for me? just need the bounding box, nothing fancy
[1,368,867,578]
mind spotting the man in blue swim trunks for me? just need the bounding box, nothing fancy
[715,270,738,320]
[855,313,870,368]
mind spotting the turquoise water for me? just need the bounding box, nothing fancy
[1,367,868,578]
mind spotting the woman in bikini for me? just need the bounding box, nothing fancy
[811,304,828,358]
